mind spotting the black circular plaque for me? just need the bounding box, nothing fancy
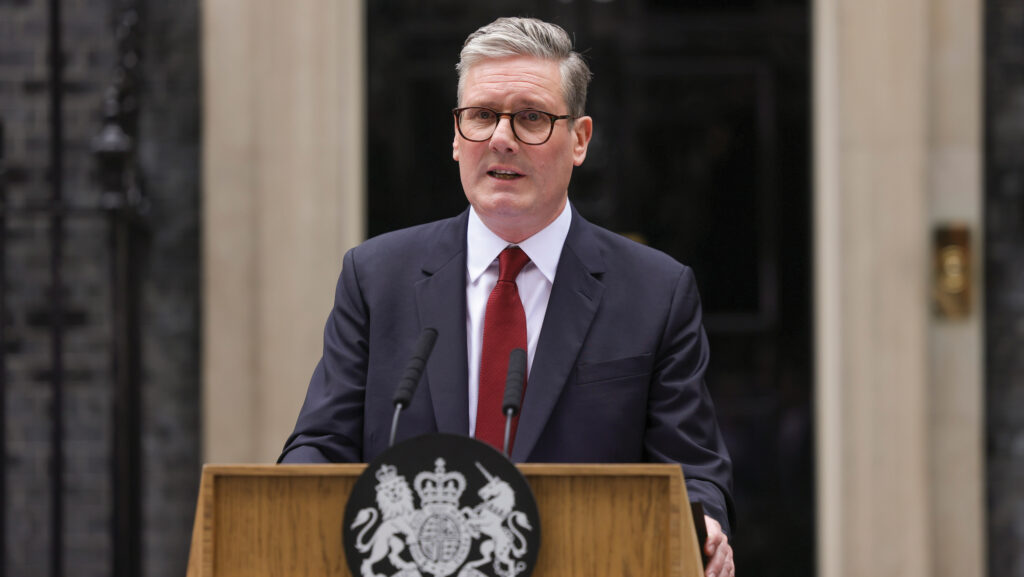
[343,433,540,577]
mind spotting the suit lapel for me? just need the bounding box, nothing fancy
[511,208,605,461]
[416,212,470,435]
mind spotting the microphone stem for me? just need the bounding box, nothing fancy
[503,408,513,457]
[389,404,403,448]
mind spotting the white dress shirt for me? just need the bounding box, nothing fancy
[465,202,571,436]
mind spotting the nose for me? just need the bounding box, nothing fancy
[489,116,519,153]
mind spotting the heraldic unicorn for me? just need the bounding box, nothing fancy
[349,458,534,577]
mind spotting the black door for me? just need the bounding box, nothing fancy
[367,2,813,574]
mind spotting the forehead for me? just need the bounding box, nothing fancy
[461,55,564,109]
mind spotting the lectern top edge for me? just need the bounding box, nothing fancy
[203,462,684,479]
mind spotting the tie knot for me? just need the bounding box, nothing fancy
[498,246,530,282]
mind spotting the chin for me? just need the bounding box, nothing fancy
[473,189,527,210]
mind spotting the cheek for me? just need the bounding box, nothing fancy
[534,152,569,182]
[456,142,484,166]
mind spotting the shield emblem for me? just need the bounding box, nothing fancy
[410,503,472,575]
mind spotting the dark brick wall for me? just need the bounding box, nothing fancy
[136,1,201,576]
[0,0,200,575]
[985,0,1024,575]
[2,0,116,575]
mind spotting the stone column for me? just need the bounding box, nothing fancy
[814,0,984,575]
[926,0,985,574]
[200,0,365,463]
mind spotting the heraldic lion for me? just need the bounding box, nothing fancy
[351,466,419,577]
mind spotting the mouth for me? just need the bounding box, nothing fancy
[487,168,524,181]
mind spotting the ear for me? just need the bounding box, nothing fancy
[452,120,461,161]
[571,116,593,166]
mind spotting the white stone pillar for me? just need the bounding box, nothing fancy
[815,0,932,575]
[200,0,365,463]
[925,0,985,574]
[815,0,984,575]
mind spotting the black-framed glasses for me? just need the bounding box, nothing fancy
[452,107,574,145]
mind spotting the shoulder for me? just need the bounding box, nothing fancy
[570,210,691,283]
[351,211,467,258]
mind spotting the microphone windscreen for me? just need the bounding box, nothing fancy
[392,328,438,408]
[502,348,527,415]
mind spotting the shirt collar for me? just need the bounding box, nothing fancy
[467,201,572,284]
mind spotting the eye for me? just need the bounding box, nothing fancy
[521,110,543,122]
[472,108,494,121]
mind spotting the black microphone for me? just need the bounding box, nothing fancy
[389,328,438,447]
[502,348,527,457]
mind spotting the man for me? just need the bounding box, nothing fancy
[280,17,735,577]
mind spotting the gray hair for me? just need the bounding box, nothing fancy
[456,17,592,118]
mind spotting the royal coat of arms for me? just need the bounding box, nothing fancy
[348,457,534,577]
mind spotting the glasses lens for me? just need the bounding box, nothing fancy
[459,108,496,141]
[456,108,557,144]
[513,110,552,144]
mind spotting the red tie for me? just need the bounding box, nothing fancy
[475,246,530,451]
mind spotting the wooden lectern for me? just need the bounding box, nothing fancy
[186,463,705,577]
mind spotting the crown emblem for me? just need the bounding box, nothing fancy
[375,463,397,482]
[414,458,466,507]
[374,463,409,492]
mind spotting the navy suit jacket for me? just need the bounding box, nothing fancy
[279,206,735,533]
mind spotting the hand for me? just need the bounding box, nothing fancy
[703,515,734,577]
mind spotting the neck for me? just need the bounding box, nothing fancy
[477,201,568,244]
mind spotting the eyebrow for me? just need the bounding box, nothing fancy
[473,104,557,114]
[464,98,552,111]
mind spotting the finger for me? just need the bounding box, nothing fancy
[705,533,722,556]
[704,541,729,576]
[705,535,723,561]
[703,516,723,556]
[705,542,731,577]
